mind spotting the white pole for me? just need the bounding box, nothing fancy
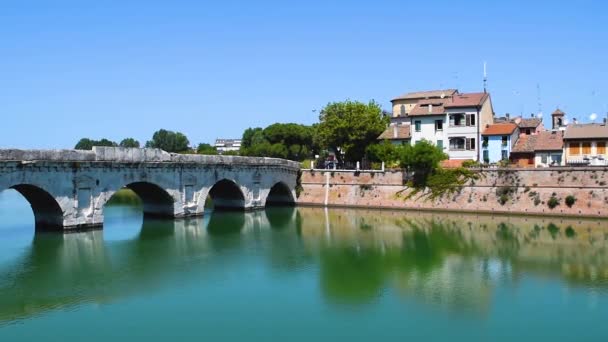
[356,161,360,170]
[381,162,385,172]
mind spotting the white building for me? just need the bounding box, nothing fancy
[388,90,494,161]
[214,139,241,154]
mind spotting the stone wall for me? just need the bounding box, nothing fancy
[297,168,608,218]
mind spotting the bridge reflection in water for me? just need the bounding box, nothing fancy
[1,204,608,326]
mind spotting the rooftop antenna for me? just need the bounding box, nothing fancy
[483,61,487,93]
[536,83,543,119]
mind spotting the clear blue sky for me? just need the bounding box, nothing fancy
[1,0,607,149]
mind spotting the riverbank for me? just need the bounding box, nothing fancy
[297,168,608,218]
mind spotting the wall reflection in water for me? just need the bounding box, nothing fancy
[0,205,607,324]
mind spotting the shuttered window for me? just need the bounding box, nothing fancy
[568,143,580,156]
[582,142,592,155]
[597,142,606,155]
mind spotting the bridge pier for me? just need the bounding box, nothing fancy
[0,147,299,232]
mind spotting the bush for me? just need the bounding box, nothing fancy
[462,160,480,168]
[547,196,560,209]
[565,195,577,208]
[499,194,509,205]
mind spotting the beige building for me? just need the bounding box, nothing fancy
[391,89,458,119]
[563,124,608,166]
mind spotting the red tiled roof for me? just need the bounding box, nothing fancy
[552,108,565,116]
[391,89,458,102]
[511,135,537,153]
[408,103,446,116]
[444,92,489,108]
[377,125,411,140]
[518,118,542,128]
[534,130,563,151]
[482,123,518,136]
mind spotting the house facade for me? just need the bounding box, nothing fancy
[214,139,242,154]
[563,124,608,166]
[481,123,519,163]
[377,125,411,145]
[534,130,564,167]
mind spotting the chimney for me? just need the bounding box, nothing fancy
[573,118,578,125]
[506,113,510,121]
[603,118,607,126]
[428,104,433,113]
[393,125,398,138]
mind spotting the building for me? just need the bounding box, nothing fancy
[509,130,564,167]
[214,139,241,154]
[390,89,458,122]
[563,124,608,166]
[385,89,494,161]
[515,116,544,136]
[377,125,411,145]
[534,130,564,167]
[481,123,519,163]
[551,108,566,131]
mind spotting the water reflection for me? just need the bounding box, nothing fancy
[0,205,607,325]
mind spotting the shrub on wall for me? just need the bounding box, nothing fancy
[547,196,560,209]
[565,195,577,208]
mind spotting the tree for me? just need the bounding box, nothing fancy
[399,140,447,187]
[75,138,117,150]
[240,123,315,161]
[196,143,217,155]
[316,100,389,163]
[119,138,140,148]
[366,140,403,167]
[145,129,190,153]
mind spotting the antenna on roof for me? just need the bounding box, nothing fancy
[536,83,543,120]
[483,61,487,93]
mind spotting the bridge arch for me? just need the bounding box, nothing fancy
[106,182,176,219]
[206,179,245,211]
[9,184,64,231]
[265,182,295,207]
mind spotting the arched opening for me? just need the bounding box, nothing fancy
[265,182,295,207]
[8,184,64,232]
[205,179,245,211]
[124,182,175,218]
[103,182,174,241]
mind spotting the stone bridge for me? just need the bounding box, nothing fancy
[0,147,300,231]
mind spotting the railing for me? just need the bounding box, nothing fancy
[308,160,386,172]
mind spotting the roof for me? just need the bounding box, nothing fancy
[391,89,457,102]
[444,92,489,108]
[518,118,542,128]
[377,125,411,140]
[564,124,608,140]
[440,159,469,168]
[511,135,537,153]
[408,103,446,116]
[482,123,518,136]
[552,108,565,116]
[534,131,563,151]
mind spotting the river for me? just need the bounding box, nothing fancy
[0,189,607,341]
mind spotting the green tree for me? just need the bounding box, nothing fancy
[74,138,117,150]
[196,143,217,155]
[366,140,403,166]
[316,100,389,163]
[119,138,140,148]
[399,140,447,187]
[240,123,315,161]
[145,129,190,153]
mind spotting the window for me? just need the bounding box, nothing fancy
[482,136,489,148]
[502,150,508,160]
[468,138,476,150]
[435,120,443,131]
[466,114,476,126]
[551,154,562,164]
[582,142,592,155]
[501,136,508,147]
[449,137,466,150]
[541,154,548,164]
[414,120,421,132]
[400,104,406,116]
[525,129,531,135]
[450,114,464,126]
[598,142,607,155]
[483,150,490,163]
[437,140,443,150]
[568,143,580,156]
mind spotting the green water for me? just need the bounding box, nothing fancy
[1,190,608,341]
